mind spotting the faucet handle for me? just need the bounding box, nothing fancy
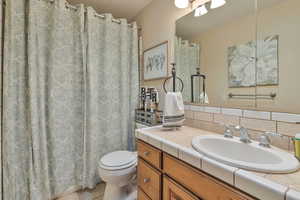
[224,124,233,138]
[259,132,285,148]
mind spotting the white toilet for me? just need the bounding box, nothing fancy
[98,151,137,200]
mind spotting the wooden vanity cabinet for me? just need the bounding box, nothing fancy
[137,140,162,169]
[137,159,162,200]
[138,186,153,200]
[136,140,255,200]
[163,153,254,200]
[163,175,199,200]
[137,140,162,200]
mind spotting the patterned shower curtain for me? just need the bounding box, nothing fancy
[0,0,3,199]
[2,0,30,199]
[2,0,138,199]
[83,8,139,188]
[175,37,200,102]
[3,0,85,199]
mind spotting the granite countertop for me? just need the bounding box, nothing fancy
[136,125,300,200]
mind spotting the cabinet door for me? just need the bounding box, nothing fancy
[163,176,199,200]
[163,153,255,200]
[138,188,151,200]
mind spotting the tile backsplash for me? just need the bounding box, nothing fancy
[240,118,276,132]
[272,112,300,123]
[184,104,300,152]
[243,110,271,120]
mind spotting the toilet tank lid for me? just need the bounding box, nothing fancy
[100,151,137,167]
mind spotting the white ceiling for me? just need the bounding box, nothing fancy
[176,0,283,39]
[67,0,153,21]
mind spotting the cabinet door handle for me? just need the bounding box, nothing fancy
[143,178,150,183]
[143,151,150,156]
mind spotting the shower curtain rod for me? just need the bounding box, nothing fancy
[63,1,136,28]
[1,0,140,29]
[0,0,132,28]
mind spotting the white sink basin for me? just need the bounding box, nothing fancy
[192,135,300,173]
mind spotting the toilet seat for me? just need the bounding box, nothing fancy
[99,151,137,171]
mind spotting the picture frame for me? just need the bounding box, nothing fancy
[228,35,279,88]
[143,41,168,81]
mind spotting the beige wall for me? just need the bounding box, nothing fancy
[135,0,300,113]
[134,0,209,109]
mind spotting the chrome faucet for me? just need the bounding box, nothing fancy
[259,133,271,148]
[235,126,251,143]
[259,132,283,148]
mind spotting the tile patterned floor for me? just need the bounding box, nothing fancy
[57,183,106,200]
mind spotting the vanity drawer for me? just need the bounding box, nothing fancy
[137,140,162,169]
[163,153,254,200]
[138,187,151,200]
[218,189,250,200]
[163,175,199,200]
[138,158,161,200]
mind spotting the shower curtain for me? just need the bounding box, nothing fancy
[3,0,85,199]
[0,0,3,199]
[175,37,200,102]
[2,0,30,199]
[2,0,139,199]
[83,7,138,188]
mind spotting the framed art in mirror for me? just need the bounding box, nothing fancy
[228,35,279,88]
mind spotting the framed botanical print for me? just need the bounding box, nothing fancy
[143,41,168,81]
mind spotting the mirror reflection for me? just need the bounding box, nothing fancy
[175,0,300,113]
[256,0,300,113]
[176,0,257,107]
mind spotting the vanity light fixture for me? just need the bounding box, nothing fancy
[210,0,226,9]
[194,4,208,17]
[175,0,189,8]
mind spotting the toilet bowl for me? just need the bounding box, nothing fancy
[98,151,137,200]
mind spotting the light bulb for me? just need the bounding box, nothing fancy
[175,0,189,8]
[210,0,226,9]
[194,5,208,17]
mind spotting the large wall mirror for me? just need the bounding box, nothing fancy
[256,0,300,113]
[175,0,300,113]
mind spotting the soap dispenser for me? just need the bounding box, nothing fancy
[294,133,300,160]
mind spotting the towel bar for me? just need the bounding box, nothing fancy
[228,93,276,99]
